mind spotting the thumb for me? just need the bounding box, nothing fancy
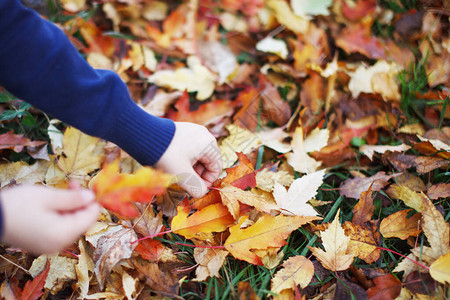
[175,170,208,198]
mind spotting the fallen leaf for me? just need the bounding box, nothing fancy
[309,211,355,271]
[93,228,138,289]
[21,260,50,300]
[0,161,49,188]
[271,255,314,294]
[135,239,164,261]
[0,131,46,153]
[75,239,93,300]
[273,169,325,216]
[340,172,399,199]
[366,274,401,300]
[291,0,332,18]
[387,185,426,213]
[29,254,77,294]
[149,56,216,100]
[352,188,375,226]
[359,144,411,161]
[379,209,421,240]
[266,0,309,34]
[92,161,172,218]
[336,22,385,59]
[122,272,137,300]
[256,37,288,59]
[222,152,257,190]
[238,281,259,300]
[255,169,294,192]
[56,127,105,182]
[193,248,229,281]
[219,184,279,218]
[348,61,401,101]
[219,124,261,168]
[171,199,235,240]
[429,252,450,285]
[427,183,450,200]
[343,221,380,264]
[421,195,450,258]
[286,127,323,174]
[225,214,320,265]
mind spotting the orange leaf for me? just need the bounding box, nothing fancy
[171,199,235,240]
[367,274,401,300]
[222,152,256,190]
[21,260,50,300]
[224,215,320,265]
[379,209,421,240]
[233,88,260,131]
[167,91,234,125]
[352,188,375,226]
[135,239,164,261]
[93,161,172,218]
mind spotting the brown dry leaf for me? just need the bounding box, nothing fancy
[366,274,401,300]
[343,221,380,264]
[427,183,450,200]
[340,172,399,199]
[0,130,47,153]
[308,211,355,271]
[352,188,374,226]
[193,248,229,281]
[413,156,449,174]
[394,172,426,192]
[238,281,260,300]
[93,228,138,289]
[270,255,314,294]
[75,239,94,299]
[379,209,421,240]
[133,205,164,238]
[28,254,77,295]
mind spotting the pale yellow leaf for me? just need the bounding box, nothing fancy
[256,37,289,59]
[430,252,450,285]
[193,248,229,281]
[308,211,355,271]
[219,124,261,168]
[149,56,216,100]
[266,0,309,34]
[360,144,411,161]
[256,169,294,192]
[122,272,138,300]
[60,0,85,12]
[271,255,314,293]
[29,254,77,294]
[75,239,94,299]
[273,170,325,216]
[389,185,426,213]
[421,196,450,258]
[0,161,49,188]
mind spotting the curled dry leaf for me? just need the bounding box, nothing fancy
[340,172,400,199]
[271,255,314,294]
[193,248,229,281]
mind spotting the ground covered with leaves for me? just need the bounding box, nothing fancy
[0,0,449,299]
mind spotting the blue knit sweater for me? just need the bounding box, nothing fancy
[0,0,176,166]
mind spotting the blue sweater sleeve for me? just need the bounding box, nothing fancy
[0,0,175,166]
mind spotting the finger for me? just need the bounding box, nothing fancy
[57,202,100,237]
[194,162,205,176]
[175,169,208,198]
[197,154,222,184]
[45,188,96,211]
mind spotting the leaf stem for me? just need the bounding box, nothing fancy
[377,246,430,270]
[175,242,225,249]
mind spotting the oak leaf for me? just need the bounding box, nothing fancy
[92,161,172,218]
[171,199,235,240]
[309,211,355,271]
[270,255,314,294]
[379,209,421,240]
[224,214,320,265]
[273,169,325,216]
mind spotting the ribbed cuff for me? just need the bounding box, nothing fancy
[106,102,176,166]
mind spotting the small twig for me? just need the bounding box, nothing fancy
[0,254,31,275]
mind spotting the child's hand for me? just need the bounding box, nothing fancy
[156,122,223,198]
[1,185,100,254]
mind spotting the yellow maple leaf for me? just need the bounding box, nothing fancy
[271,255,314,294]
[308,211,355,271]
[224,214,320,265]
